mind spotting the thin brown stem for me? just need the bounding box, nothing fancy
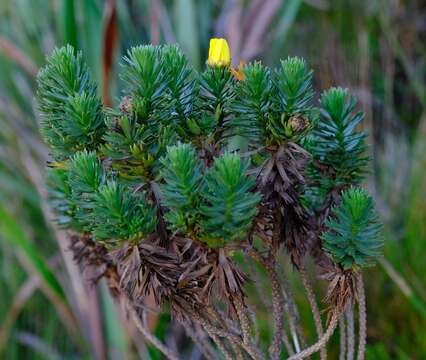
[339,317,346,360]
[278,260,305,351]
[246,252,294,356]
[233,297,252,343]
[248,249,284,360]
[208,306,244,360]
[191,307,263,360]
[230,299,254,359]
[247,305,260,343]
[233,297,266,360]
[357,273,367,360]
[299,265,326,360]
[206,329,234,360]
[287,310,341,360]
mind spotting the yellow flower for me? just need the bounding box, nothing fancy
[207,38,231,67]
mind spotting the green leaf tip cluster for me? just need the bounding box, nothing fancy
[232,62,272,143]
[37,45,105,159]
[275,57,314,116]
[160,143,203,233]
[37,42,385,351]
[231,57,315,146]
[200,153,261,246]
[160,144,261,247]
[101,44,201,182]
[322,187,383,270]
[47,149,156,246]
[93,181,157,243]
[121,45,165,107]
[122,44,197,125]
[309,87,368,191]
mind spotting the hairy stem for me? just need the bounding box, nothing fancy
[248,249,284,360]
[299,264,326,360]
[233,297,265,360]
[192,307,263,360]
[346,303,355,360]
[186,309,235,359]
[207,329,234,360]
[339,317,346,360]
[287,310,341,360]
[233,297,252,343]
[246,252,294,356]
[208,306,244,360]
[357,273,367,360]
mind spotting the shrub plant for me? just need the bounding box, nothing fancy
[37,39,383,360]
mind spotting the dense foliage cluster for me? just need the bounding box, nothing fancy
[37,42,383,359]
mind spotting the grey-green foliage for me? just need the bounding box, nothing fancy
[310,87,368,188]
[231,57,314,145]
[47,168,78,229]
[232,62,273,143]
[92,181,157,243]
[160,145,261,247]
[199,66,235,136]
[37,45,105,159]
[161,45,197,129]
[160,143,203,233]
[121,45,166,118]
[47,150,156,245]
[322,187,383,270]
[200,153,261,247]
[101,45,201,182]
[274,57,314,116]
[68,150,104,230]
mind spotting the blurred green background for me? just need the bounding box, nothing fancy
[0,0,425,359]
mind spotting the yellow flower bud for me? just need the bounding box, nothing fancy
[207,38,231,67]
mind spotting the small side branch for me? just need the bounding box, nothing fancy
[233,297,252,344]
[190,307,263,360]
[207,306,244,360]
[248,249,285,360]
[299,264,326,359]
[233,297,266,360]
[206,329,234,360]
[287,309,341,360]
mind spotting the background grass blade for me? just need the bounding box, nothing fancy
[174,0,200,68]
[0,38,37,77]
[0,205,65,301]
[79,0,103,83]
[102,0,119,106]
[62,0,78,48]
[0,204,79,340]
